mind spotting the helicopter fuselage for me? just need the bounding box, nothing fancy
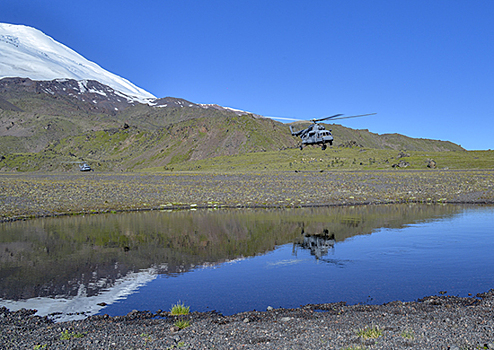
[290,124,333,150]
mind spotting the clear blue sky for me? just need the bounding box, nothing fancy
[1,0,493,150]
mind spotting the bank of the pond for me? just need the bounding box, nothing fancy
[2,290,494,349]
[1,170,494,222]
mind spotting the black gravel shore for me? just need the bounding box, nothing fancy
[1,290,494,349]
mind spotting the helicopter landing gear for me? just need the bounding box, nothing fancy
[300,145,303,150]
[321,144,327,150]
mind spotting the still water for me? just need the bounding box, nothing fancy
[0,204,493,321]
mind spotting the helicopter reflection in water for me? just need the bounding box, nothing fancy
[293,228,342,264]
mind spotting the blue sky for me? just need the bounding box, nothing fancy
[1,0,493,150]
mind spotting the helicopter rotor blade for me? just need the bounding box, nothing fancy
[326,113,376,121]
[311,114,344,123]
[274,112,376,124]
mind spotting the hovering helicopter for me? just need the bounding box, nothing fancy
[289,113,376,150]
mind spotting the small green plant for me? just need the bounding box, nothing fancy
[140,333,152,342]
[356,325,383,339]
[166,342,187,350]
[33,345,47,350]
[60,329,86,340]
[170,301,190,315]
[341,346,366,350]
[174,319,190,329]
[400,329,414,339]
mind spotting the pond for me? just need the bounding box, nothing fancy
[0,204,493,322]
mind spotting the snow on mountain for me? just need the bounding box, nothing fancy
[0,23,156,103]
[199,103,263,118]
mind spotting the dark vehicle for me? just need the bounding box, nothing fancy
[290,113,375,150]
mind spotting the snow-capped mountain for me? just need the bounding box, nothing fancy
[0,23,156,103]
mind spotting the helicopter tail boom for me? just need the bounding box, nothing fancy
[290,125,304,136]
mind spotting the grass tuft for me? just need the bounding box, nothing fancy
[170,301,190,315]
[356,325,383,339]
[400,329,415,339]
[174,319,190,329]
[59,329,86,340]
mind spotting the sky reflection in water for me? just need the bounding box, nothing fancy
[106,207,494,316]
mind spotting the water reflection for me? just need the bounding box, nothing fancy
[0,204,491,320]
[294,229,335,260]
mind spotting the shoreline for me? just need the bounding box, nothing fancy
[1,290,493,349]
[3,199,494,224]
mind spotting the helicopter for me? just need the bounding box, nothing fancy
[289,113,376,150]
[79,162,93,172]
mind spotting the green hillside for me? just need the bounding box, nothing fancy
[0,78,480,172]
[141,147,494,172]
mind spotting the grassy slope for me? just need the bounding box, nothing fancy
[0,114,298,171]
[0,86,481,172]
[2,132,492,173]
[142,147,494,173]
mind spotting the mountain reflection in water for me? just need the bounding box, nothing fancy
[0,204,492,321]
